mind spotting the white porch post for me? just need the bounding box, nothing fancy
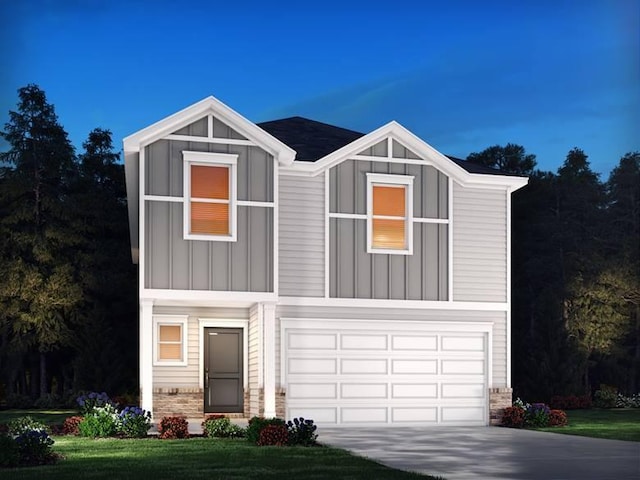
[263,303,276,417]
[140,299,154,417]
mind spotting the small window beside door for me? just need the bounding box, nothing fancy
[153,316,189,366]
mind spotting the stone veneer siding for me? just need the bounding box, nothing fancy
[153,388,252,419]
[489,387,513,425]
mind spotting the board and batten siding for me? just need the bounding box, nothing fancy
[152,306,249,388]
[452,183,507,302]
[278,175,325,297]
[143,131,274,292]
[276,306,508,388]
[329,159,449,301]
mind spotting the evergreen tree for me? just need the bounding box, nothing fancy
[0,85,82,399]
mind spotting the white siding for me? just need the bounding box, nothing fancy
[152,306,249,388]
[453,183,507,302]
[276,305,508,388]
[279,175,325,297]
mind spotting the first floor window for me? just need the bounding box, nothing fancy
[367,173,414,254]
[183,151,237,241]
[154,316,188,366]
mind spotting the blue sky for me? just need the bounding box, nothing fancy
[2,0,638,176]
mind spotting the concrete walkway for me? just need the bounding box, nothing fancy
[318,427,640,480]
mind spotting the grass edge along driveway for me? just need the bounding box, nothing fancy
[536,408,640,442]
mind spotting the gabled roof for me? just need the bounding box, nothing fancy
[123,96,296,165]
[258,116,522,178]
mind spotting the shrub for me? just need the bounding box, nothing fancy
[158,416,190,439]
[286,417,318,446]
[62,416,84,435]
[246,416,286,444]
[548,409,568,427]
[4,393,32,409]
[8,416,48,436]
[118,406,151,438]
[34,393,63,409]
[0,434,20,468]
[501,406,526,428]
[615,393,640,408]
[78,405,119,437]
[76,391,113,414]
[257,424,288,446]
[202,416,245,438]
[526,403,551,427]
[549,394,592,410]
[14,429,56,466]
[593,387,617,409]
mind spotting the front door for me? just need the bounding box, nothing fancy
[204,328,243,413]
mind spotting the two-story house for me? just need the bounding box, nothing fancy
[123,95,527,426]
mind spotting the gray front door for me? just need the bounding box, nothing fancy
[204,328,243,413]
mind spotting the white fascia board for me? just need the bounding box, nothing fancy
[122,96,296,165]
[278,120,529,190]
[278,296,508,311]
[142,288,277,308]
[124,151,140,263]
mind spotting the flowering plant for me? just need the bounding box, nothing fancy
[118,406,151,438]
[525,403,551,428]
[76,391,114,414]
[78,404,119,437]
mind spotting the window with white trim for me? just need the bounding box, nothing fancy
[153,316,188,366]
[366,173,414,254]
[183,151,237,241]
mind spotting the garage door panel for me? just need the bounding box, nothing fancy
[392,335,438,351]
[341,358,387,374]
[392,407,438,423]
[288,332,337,350]
[289,358,337,374]
[441,335,484,351]
[289,407,337,423]
[392,383,438,398]
[441,406,485,423]
[441,359,484,375]
[391,359,437,374]
[341,334,387,350]
[341,407,387,423]
[341,383,387,399]
[442,383,485,398]
[288,383,337,399]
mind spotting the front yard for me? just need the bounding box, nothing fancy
[536,408,640,442]
[1,435,432,480]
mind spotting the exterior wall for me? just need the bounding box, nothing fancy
[279,174,325,297]
[489,387,513,425]
[143,125,275,292]
[452,183,507,302]
[275,305,508,389]
[328,159,449,300]
[154,388,202,418]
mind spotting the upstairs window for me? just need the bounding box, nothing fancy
[366,173,413,254]
[183,151,237,241]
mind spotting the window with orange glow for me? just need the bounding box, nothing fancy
[189,164,230,236]
[158,324,183,361]
[371,184,407,250]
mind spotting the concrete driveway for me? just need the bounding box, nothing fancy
[318,427,640,480]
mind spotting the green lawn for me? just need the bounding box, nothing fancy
[0,411,435,479]
[2,436,435,480]
[537,408,640,442]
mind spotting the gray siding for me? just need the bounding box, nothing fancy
[452,183,507,302]
[146,203,272,291]
[279,175,325,297]
[172,116,248,140]
[152,306,249,388]
[329,219,448,300]
[143,127,275,291]
[276,305,507,388]
[328,159,448,300]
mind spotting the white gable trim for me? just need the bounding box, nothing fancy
[280,121,528,192]
[123,96,296,166]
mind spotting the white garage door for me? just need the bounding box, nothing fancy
[282,320,489,425]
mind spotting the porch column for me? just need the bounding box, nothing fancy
[140,299,154,417]
[263,303,276,417]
